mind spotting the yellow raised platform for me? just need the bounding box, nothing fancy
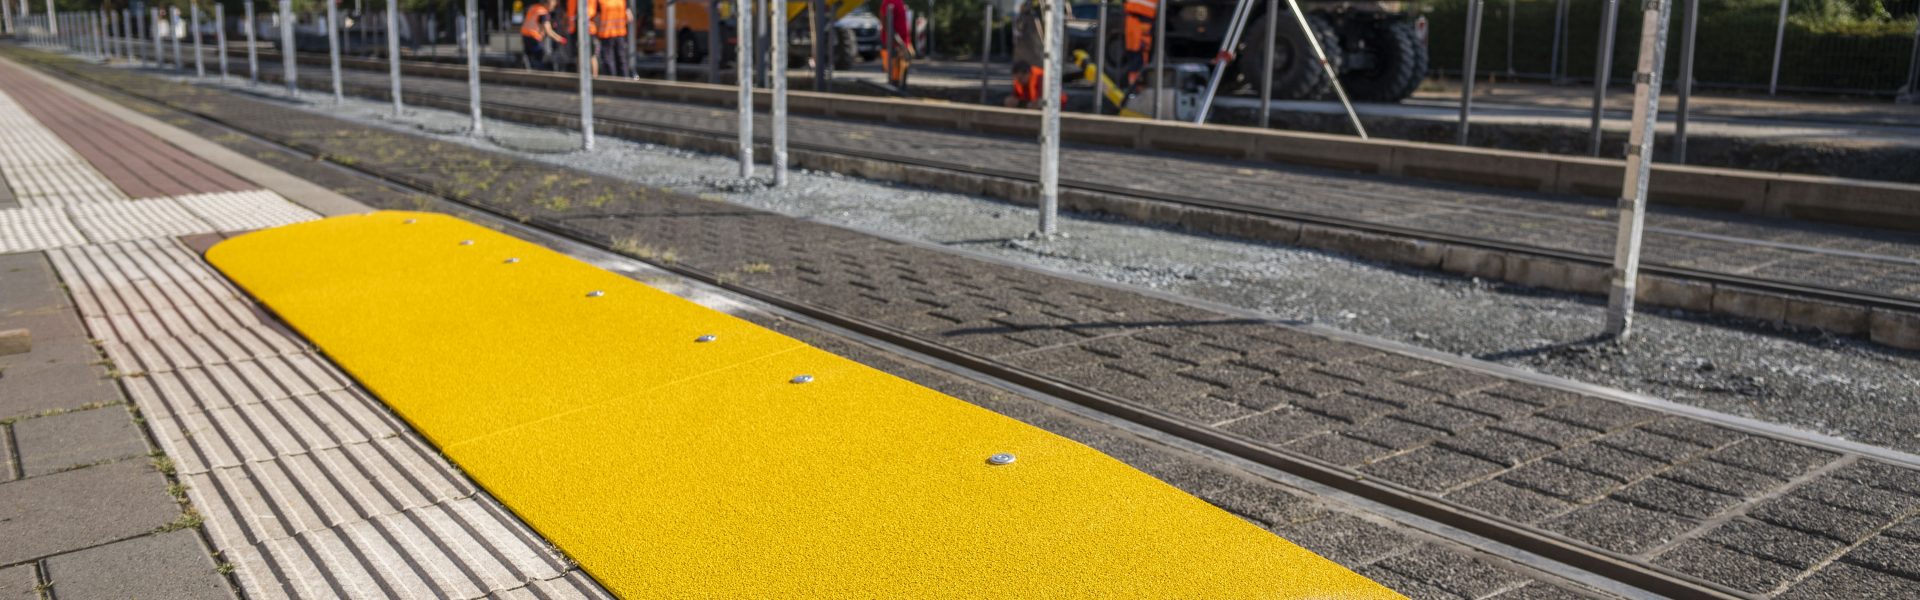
[207,211,1404,599]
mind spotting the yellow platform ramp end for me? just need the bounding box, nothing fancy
[207,211,1406,599]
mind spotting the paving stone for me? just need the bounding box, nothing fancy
[0,458,179,565]
[1200,475,1330,528]
[1284,433,1395,467]
[1544,443,1666,483]
[1371,545,1533,600]
[0,564,36,600]
[1209,384,1309,412]
[1481,383,1579,407]
[1841,534,1920,580]
[1534,398,1658,432]
[1355,353,1438,375]
[42,529,231,599]
[1158,394,1259,425]
[1396,369,1504,396]
[1661,459,1788,498]
[1389,403,1494,435]
[1446,480,1576,524]
[1360,446,1504,493]
[1706,437,1840,478]
[1342,416,1452,451]
[1789,477,1920,518]
[0,360,125,420]
[1436,392,1536,420]
[998,344,1106,374]
[1434,427,1557,467]
[1490,417,1603,449]
[1222,407,1343,445]
[1654,540,1802,595]
[1176,361,1273,388]
[1831,460,1920,496]
[1290,391,1401,424]
[1541,500,1697,555]
[1153,343,1240,366]
[1703,518,1849,570]
[1749,496,1891,543]
[13,406,147,477]
[1307,362,1399,386]
[1501,461,1624,502]
[1609,476,1743,520]
[1356,563,1470,600]
[1777,562,1920,600]
[1271,514,1411,566]
[1345,381,1448,408]
[1640,417,1748,448]
[1263,369,1365,398]
[1488,582,1594,600]
[1886,516,1920,541]
[1594,428,1713,463]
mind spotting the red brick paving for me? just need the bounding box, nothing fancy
[0,60,255,198]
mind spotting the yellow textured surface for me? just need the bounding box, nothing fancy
[208,211,1405,599]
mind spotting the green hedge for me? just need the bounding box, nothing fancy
[1419,0,1918,93]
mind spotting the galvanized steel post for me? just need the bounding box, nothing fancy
[467,0,482,133]
[247,2,260,85]
[772,0,788,186]
[216,5,229,82]
[978,4,990,104]
[1037,0,1061,235]
[1094,3,1106,115]
[1257,0,1274,127]
[1586,0,1618,157]
[666,0,678,79]
[328,0,343,101]
[152,8,164,69]
[1150,0,1165,119]
[1767,0,1786,95]
[192,2,205,77]
[280,0,296,95]
[171,6,182,68]
[738,0,755,179]
[1903,20,1920,104]
[1672,0,1697,162]
[812,0,827,90]
[387,1,401,113]
[1604,0,1671,339]
[1458,0,1482,145]
[1504,0,1514,75]
[579,0,595,149]
[1550,0,1566,81]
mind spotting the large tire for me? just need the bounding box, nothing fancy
[832,28,857,69]
[1238,12,1343,100]
[677,28,704,63]
[1338,17,1426,102]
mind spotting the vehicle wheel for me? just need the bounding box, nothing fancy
[833,29,858,69]
[1238,11,1342,100]
[1338,17,1426,102]
[677,28,703,63]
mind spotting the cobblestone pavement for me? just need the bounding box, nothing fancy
[250,60,1920,305]
[0,55,608,600]
[24,48,1920,598]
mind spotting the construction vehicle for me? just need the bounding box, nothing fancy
[1077,0,1427,102]
[645,0,866,69]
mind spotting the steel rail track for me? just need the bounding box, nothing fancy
[262,59,1920,317]
[20,56,1788,600]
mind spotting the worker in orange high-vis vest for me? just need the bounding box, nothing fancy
[521,0,565,70]
[879,0,913,91]
[1120,0,1156,89]
[561,0,597,72]
[593,0,631,77]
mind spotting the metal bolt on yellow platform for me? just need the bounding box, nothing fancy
[207,211,1405,599]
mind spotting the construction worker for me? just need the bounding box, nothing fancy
[521,0,565,70]
[560,0,596,72]
[879,0,912,90]
[1005,0,1055,109]
[593,0,631,77]
[1119,0,1156,90]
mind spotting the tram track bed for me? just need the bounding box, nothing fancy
[14,47,1920,599]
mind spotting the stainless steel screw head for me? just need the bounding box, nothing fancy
[505,258,520,264]
[790,374,814,384]
[459,240,474,246]
[695,335,718,343]
[586,290,605,298]
[987,453,1016,466]
[402,218,417,224]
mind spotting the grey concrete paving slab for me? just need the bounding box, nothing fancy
[0,458,180,565]
[0,564,37,600]
[13,405,146,477]
[41,530,232,600]
[0,358,120,420]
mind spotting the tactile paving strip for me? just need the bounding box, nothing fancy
[0,205,88,252]
[49,237,610,600]
[67,197,217,242]
[176,190,325,233]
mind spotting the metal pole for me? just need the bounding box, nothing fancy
[467,0,482,132]
[1587,0,1618,156]
[1505,0,1514,75]
[578,0,594,150]
[772,0,788,186]
[172,6,183,68]
[1550,0,1566,81]
[120,10,130,60]
[0,0,10,37]
[705,0,718,83]
[1767,0,1786,95]
[1094,3,1106,114]
[1151,0,1165,118]
[1194,0,1257,124]
[1458,0,1482,145]
[1903,20,1920,104]
[738,0,755,178]
[628,5,637,78]
[811,0,827,90]
[978,4,990,104]
[1038,0,1061,235]
[247,2,260,85]
[153,9,164,68]
[1279,1,1364,136]
[217,5,229,82]
[328,0,344,100]
[388,0,401,112]
[44,0,51,36]
[1673,0,1696,162]
[280,0,296,95]
[666,0,678,79]
[1258,0,1273,127]
[192,2,205,76]
[1604,0,1671,338]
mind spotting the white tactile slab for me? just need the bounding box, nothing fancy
[45,237,606,600]
[174,190,320,232]
[67,197,218,242]
[0,206,88,252]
